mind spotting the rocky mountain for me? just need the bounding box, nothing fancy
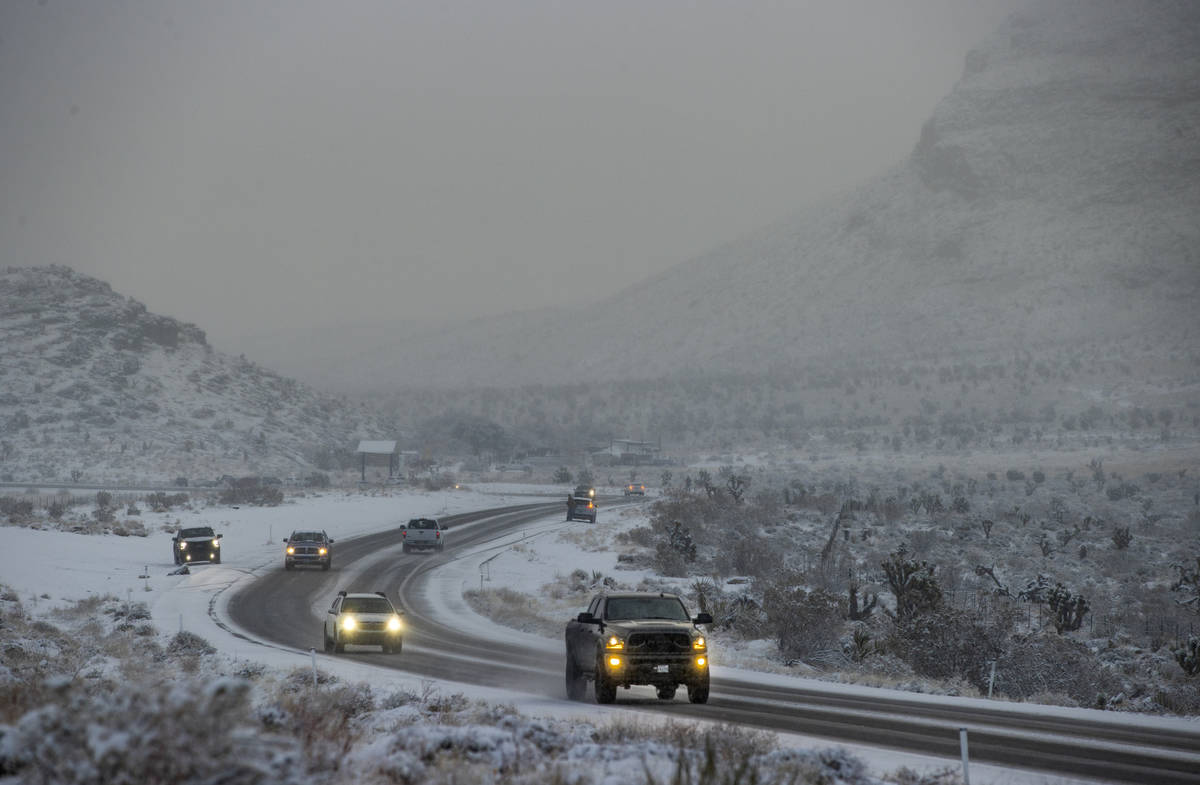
[248,0,1200,392]
[0,266,394,485]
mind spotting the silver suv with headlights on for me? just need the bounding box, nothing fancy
[323,591,405,654]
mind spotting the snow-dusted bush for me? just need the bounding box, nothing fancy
[995,633,1119,705]
[890,606,1009,688]
[762,584,843,665]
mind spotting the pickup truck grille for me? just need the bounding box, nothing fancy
[626,632,691,653]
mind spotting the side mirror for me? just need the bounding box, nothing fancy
[328,538,335,544]
[281,539,288,543]
[216,533,223,539]
[327,608,337,614]
[576,612,596,624]
[693,612,713,625]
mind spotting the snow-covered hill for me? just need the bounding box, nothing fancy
[0,265,393,485]
[247,0,1200,391]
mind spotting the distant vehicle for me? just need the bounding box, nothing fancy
[574,484,596,499]
[565,591,712,704]
[400,518,446,553]
[567,493,597,523]
[623,483,646,496]
[323,590,404,654]
[283,530,334,570]
[172,526,222,565]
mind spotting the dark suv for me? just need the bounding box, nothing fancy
[323,591,404,654]
[172,526,222,565]
[564,592,712,704]
[283,530,334,570]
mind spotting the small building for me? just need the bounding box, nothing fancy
[593,438,661,466]
[355,440,400,484]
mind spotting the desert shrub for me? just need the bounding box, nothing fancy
[166,630,216,658]
[653,521,697,577]
[219,485,283,506]
[995,633,1118,705]
[761,584,843,665]
[1175,637,1200,677]
[881,546,943,621]
[890,606,1010,687]
[0,677,292,785]
[0,497,34,522]
[714,534,784,580]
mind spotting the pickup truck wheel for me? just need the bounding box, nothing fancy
[391,638,403,655]
[334,635,345,654]
[323,631,333,653]
[656,685,677,700]
[687,673,709,704]
[213,554,221,565]
[594,662,617,704]
[565,657,587,701]
[284,561,294,571]
[322,559,331,571]
[402,543,410,554]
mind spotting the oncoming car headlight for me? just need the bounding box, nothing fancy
[318,547,327,555]
[692,636,706,651]
[341,616,357,631]
[286,546,295,554]
[212,539,220,548]
[387,615,403,632]
[605,635,624,650]
[696,656,707,668]
[179,542,187,550]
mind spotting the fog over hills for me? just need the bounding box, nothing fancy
[242,0,1200,393]
[0,266,393,484]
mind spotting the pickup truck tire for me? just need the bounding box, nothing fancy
[322,559,331,571]
[323,631,334,653]
[402,543,411,554]
[687,674,710,704]
[284,561,294,570]
[213,553,221,565]
[594,659,617,704]
[656,685,677,700]
[334,635,345,654]
[565,657,587,701]
[383,639,403,655]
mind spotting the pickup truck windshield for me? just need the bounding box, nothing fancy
[292,532,324,541]
[179,528,214,538]
[605,597,689,621]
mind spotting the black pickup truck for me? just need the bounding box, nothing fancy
[564,592,712,704]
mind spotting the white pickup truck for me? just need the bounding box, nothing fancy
[400,517,446,553]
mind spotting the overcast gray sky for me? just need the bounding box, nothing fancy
[1,0,1027,352]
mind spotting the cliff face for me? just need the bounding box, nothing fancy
[0,266,389,484]
[257,0,1197,391]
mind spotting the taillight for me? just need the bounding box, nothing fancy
[401,530,407,538]
[435,531,440,538]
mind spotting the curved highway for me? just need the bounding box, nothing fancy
[227,502,1200,785]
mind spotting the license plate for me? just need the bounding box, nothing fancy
[655,664,669,673]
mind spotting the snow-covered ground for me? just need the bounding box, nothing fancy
[1,484,1179,784]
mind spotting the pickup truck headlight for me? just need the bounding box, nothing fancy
[692,636,706,651]
[212,539,220,548]
[318,547,327,555]
[287,546,295,554]
[387,615,403,632]
[341,616,357,631]
[179,542,187,550]
[605,635,624,650]
[695,656,707,668]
